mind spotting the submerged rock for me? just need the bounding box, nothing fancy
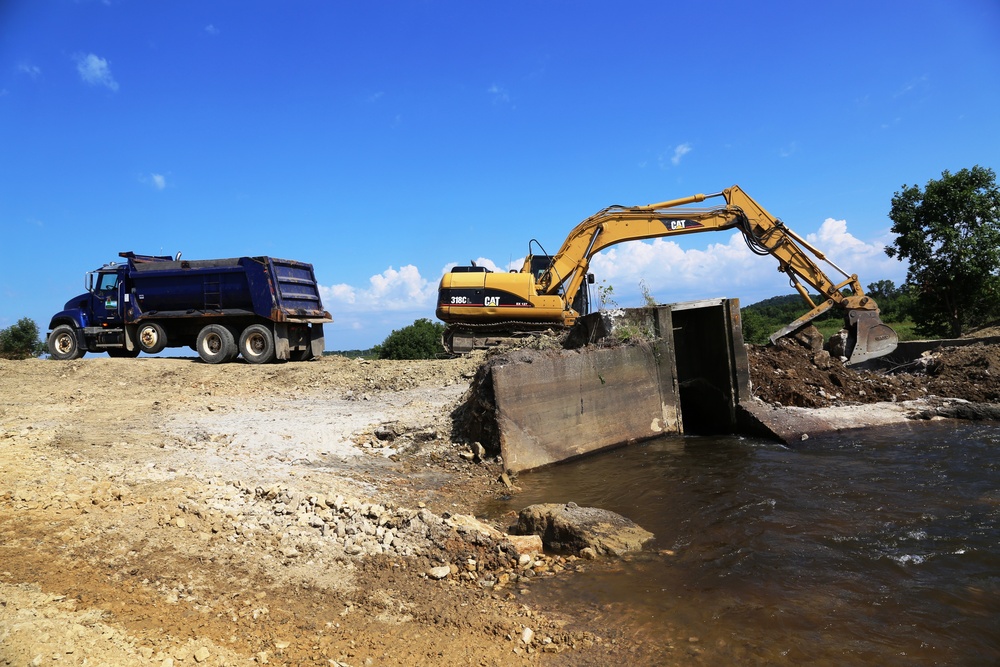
[514,502,653,556]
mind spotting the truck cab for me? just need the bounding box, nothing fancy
[47,261,137,359]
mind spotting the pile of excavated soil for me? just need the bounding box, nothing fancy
[748,338,1000,408]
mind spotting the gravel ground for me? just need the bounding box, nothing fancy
[0,355,613,666]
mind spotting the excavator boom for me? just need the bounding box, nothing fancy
[436,186,898,364]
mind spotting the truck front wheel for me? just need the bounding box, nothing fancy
[48,325,85,360]
[137,322,167,354]
[196,324,236,364]
[239,324,275,364]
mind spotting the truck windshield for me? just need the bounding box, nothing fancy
[97,273,119,291]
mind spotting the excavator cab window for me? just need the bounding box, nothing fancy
[529,255,554,282]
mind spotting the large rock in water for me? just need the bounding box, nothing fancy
[515,503,653,556]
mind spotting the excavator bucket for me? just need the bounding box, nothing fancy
[844,309,898,366]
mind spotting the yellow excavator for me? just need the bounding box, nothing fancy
[436,185,898,365]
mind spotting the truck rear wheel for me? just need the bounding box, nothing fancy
[239,324,275,364]
[47,324,85,360]
[196,324,236,364]
[137,322,167,354]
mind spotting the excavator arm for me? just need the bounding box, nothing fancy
[436,185,898,364]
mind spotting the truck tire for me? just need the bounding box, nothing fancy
[137,322,167,354]
[196,324,236,364]
[239,324,275,364]
[107,348,140,358]
[48,324,85,360]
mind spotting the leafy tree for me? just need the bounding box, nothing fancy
[740,308,771,345]
[0,318,46,360]
[865,279,914,323]
[374,318,445,360]
[885,166,1000,337]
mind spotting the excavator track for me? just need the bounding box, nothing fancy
[442,321,564,355]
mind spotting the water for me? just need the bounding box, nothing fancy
[479,421,1000,665]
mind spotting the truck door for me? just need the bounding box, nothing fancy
[94,271,125,325]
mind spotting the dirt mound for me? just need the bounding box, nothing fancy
[921,344,1000,402]
[749,338,1000,408]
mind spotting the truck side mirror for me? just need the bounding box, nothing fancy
[587,273,595,284]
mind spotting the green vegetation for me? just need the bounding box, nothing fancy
[373,318,445,360]
[596,281,617,310]
[0,318,46,360]
[325,348,377,359]
[743,165,1000,345]
[740,285,917,345]
[885,165,1000,338]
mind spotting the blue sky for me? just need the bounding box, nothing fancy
[2,1,998,350]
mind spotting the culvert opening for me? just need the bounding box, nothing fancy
[666,300,745,435]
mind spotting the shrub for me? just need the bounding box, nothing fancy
[374,318,445,360]
[0,318,46,360]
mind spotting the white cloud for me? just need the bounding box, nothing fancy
[779,141,799,158]
[205,24,219,35]
[670,143,692,166]
[488,83,510,104]
[320,265,437,314]
[75,53,119,91]
[17,62,41,78]
[140,173,167,190]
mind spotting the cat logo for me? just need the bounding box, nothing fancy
[484,296,501,307]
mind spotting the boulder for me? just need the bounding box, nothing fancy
[504,533,543,556]
[514,502,653,556]
[445,514,504,541]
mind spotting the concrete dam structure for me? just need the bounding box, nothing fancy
[487,298,756,473]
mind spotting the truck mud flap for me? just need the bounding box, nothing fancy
[309,324,325,359]
[274,323,322,361]
[274,323,290,360]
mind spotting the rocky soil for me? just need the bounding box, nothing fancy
[0,355,617,667]
[749,336,1000,408]
[2,338,998,666]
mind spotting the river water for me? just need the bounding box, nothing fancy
[479,421,1000,665]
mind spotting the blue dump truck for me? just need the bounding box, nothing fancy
[47,252,332,364]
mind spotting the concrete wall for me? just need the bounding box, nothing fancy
[491,298,748,473]
[492,342,681,473]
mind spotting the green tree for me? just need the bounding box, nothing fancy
[740,308,771,345]
[0,318,46,360]
[374,318,445,360]
[885,166,1000,338]
[865,279,914,323]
